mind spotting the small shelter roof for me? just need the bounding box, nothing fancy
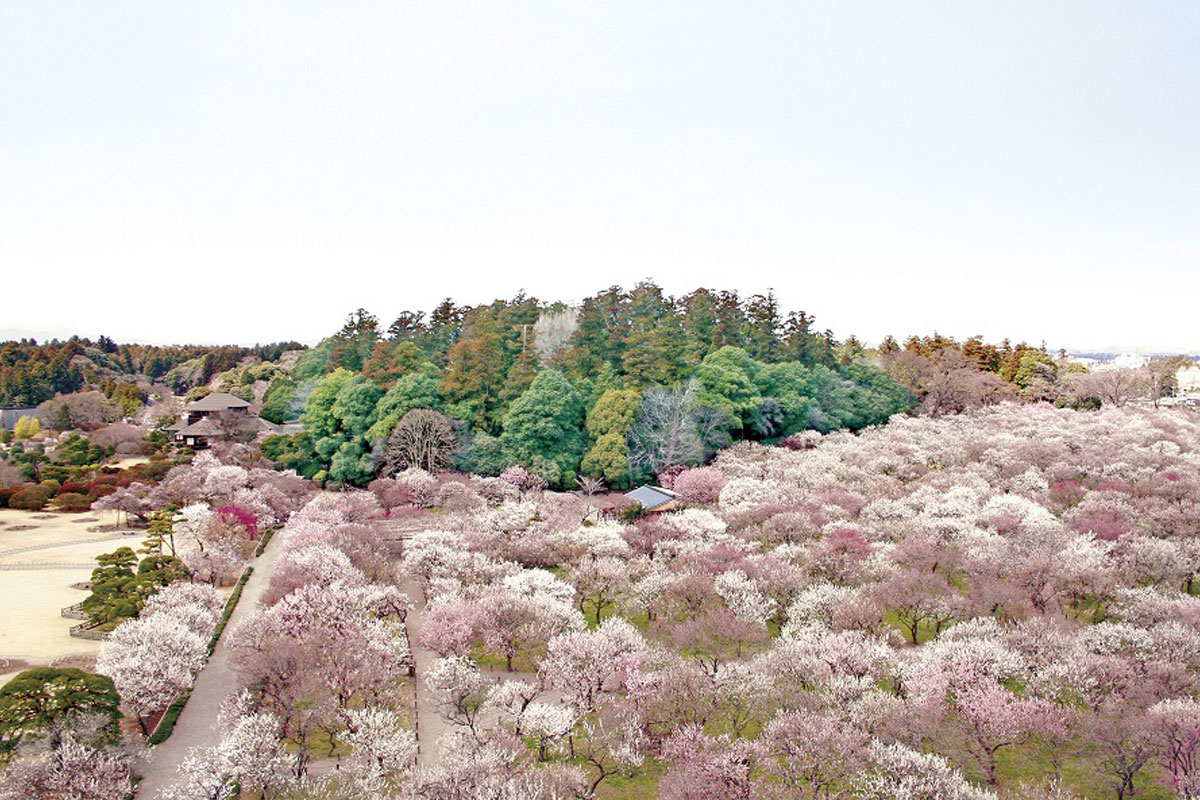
[184,392,251,412]
[623,485,681,511]
[245,417,279,433]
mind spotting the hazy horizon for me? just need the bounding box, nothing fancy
[2,3,1197,351]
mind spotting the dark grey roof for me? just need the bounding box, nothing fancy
[175,418,223,437]
[623,485,680,510]
[0,407,38,430]
[184,392,251,412]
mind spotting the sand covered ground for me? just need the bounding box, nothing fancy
[0,508,140,684]
[108,456,151,470]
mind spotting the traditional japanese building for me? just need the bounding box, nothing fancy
[167,392,275,448]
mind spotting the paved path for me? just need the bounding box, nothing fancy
[401,574,454,769]
[135,532,285,799]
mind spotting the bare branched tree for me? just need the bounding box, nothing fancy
[383,409,458,474]
[1061,368,1149,408]
[576,475,606,496]
[626,380,723,475]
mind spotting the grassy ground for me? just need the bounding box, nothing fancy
[991,745,1172,799]
[597,761,663,800]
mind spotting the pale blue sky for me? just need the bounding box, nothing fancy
[2,2,1197,350]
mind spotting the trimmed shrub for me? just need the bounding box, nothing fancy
[254,528,277,558]
[209,566,253,655]
[146,690,190,746]
[9,486,52,511]
[620,500,647,524]
[53,492,93,512]
[58,481,90,496]
[90,483,117,500]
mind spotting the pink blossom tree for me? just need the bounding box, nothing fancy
[659,725,763,800]
[542,617,645,712]
[673,467,727,504]
[760,708,869,799]
[1150,698,1200,799]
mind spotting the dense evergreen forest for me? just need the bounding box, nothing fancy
[260,284,915,488]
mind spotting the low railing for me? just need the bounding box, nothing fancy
[69,622,108,641]
[61,602,87,620]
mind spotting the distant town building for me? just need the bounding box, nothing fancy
[167,392,276,448]
[1093,354,1150,372]
[1178,365,1200,393]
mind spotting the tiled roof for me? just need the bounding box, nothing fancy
[175,417,223,437]
[623,485,680,510]
[184,392,251,412]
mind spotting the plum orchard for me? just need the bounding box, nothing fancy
[385,404,1200,799]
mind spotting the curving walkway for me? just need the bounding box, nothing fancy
[134,532,285,799]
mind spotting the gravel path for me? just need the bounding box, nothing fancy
[0,533,129,559]
[401,574,453,770]
[135,533,284,799]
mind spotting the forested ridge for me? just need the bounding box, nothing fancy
[0,337,302,407]
[259,283,916,488]
[3,283,1088,492]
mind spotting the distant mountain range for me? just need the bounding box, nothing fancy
[1066,346,1200,359]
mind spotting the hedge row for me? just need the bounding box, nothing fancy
[146,690,191,746]
[207,565,253,658]
[254,525,280,558]
[147,565,254,745]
